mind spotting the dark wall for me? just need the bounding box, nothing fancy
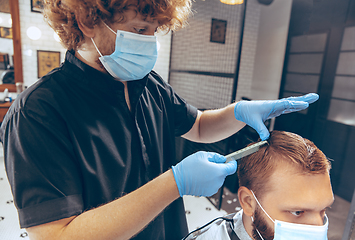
[276,0,355,201]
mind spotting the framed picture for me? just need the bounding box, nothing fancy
[0,27,13,39]
[37,50,61,78]
[0,3,10,13]
[210,18,227,44]
[31,0,44,13]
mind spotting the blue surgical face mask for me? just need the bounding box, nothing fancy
[91,22,158,81]
[251,191,329,240]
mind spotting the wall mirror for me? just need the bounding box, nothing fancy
[0,0,22,92]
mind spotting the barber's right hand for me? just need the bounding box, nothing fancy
[172,151,237,197]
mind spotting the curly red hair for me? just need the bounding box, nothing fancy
[43,0,192,50]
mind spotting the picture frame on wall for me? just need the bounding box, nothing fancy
[37,50,61,78]
[0,27,13,39]
[0,2,10,13]
[210,18,227,44]
[31,0,44,13]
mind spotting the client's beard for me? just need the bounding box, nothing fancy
[252,207,274,240]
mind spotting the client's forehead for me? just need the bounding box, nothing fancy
[263,160,333,210]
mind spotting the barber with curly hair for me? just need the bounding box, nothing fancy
[0,1,319,239]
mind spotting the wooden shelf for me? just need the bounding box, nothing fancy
[0,102,12,122]
[0,84,16,92]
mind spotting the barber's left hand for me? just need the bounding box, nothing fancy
[234,93,319,141]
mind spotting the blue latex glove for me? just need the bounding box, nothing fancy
[172,151,237,197]
[234,93,319,141]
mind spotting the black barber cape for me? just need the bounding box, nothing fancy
[0,50,198,240]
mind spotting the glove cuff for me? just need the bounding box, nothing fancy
[234,101,245,121]
[171,166,183,197]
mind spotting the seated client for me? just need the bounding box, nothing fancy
[185,130,334,240]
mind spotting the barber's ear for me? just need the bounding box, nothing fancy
[238,187,257,217]
[75,11,96,38]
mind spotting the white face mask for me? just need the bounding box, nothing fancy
[250,191,329,240]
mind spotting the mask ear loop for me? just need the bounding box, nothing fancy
[102,21,117,35]
[90,38,103,58]
[251,191,275,223]
[90,21,117,58]
[250,190,275,240]
[251,214,265,240]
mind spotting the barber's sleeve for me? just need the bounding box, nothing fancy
[1,106,83,228]
[169,87,198,136]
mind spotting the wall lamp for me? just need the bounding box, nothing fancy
[26,26,41,40]
[220,0,243,5]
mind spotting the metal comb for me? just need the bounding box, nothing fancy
[225,140,268,163]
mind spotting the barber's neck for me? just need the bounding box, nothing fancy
[75,47,106,73]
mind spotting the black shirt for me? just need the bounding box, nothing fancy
[0,50,198,240]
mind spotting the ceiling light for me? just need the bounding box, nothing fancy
[220,0,244,5]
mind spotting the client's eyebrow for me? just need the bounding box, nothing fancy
[284,199,334,211]
[283,206,314,212]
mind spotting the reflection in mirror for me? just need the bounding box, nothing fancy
[0,0,21,95]
[0,1,14,85]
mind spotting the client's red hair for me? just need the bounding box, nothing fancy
[238,130,331,198]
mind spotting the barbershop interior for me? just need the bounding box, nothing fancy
[0,0,355,239]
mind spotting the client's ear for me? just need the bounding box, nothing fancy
[238,187,257,217]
